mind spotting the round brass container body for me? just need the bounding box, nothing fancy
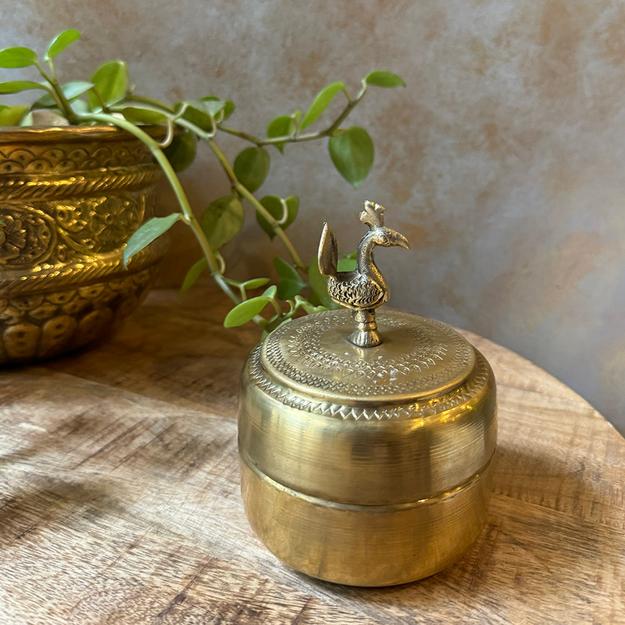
[0,126,165,364]
[238,309,497,586]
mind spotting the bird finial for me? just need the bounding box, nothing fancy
[317,200,410,348]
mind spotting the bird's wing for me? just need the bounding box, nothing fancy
[318,222,338,277]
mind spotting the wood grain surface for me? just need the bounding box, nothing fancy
[0,289,623,625]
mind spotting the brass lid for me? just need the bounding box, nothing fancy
[261,309,475,405]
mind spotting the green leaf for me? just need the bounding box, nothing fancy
[199,96,235,121]
[364,70,406,88]
[307,258,335,309]
[177,98,233,130]
[32,92,56,108]
[337,251,357,272]
[0,104,27,126]
[224,296,270,328]
[179,100,214,132]
[267,115,294,138]
[34,80,94,107]
[88,60,128,108]
[70,99,89,115]
[263,285,277,299]
[180,257,207,293]
[222,100,236,120]
[256,195,298,239]
[19,112,33,127]
[328,126,374,187]
[201,195,244,250]
[123,214,181,266]
[301,81,345,130]
[233,147,270,192]
[219,99,235,120]
[45,29,81,61]
[0,81,45,95]
[266,114,295,152]
[241,277,271,291]
[202,99,225,117]
[61,80,93,100]
[274,257,306,299]
[121,106,167,125]
[0,47,37,68]
[163,129,197,172]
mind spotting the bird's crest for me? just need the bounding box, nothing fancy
[360,200,385,229]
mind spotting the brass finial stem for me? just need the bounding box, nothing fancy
[348,309,381,348]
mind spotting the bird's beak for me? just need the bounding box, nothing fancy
[389,230,410,250]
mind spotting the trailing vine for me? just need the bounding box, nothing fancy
[0,29,405,332]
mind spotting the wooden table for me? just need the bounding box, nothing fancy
[0,290,623,625]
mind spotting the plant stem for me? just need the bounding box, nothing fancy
[217,126,264,145]
[95,82,369,300]
[92,88,111,113]
[120,86,367,274]
[34,60,78,124]
[237,182,305,270]
[127,94,176,114]
[117,100,214,140]
[206,138,306,271]
[76,111,240,305]
[219,83,368,147]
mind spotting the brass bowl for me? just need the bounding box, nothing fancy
[0,126,165,363]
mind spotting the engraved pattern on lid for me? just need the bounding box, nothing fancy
[249,345,491,420]
[260,309,475,404]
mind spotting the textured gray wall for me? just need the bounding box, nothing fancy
[4,0,624,431]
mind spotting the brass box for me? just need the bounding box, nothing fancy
[238,202,497,586]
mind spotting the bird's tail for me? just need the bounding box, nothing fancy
[318,222,338,277]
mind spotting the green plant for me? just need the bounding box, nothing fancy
[0,29,405,333]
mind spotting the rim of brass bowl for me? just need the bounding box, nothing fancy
[0,124,167,144]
